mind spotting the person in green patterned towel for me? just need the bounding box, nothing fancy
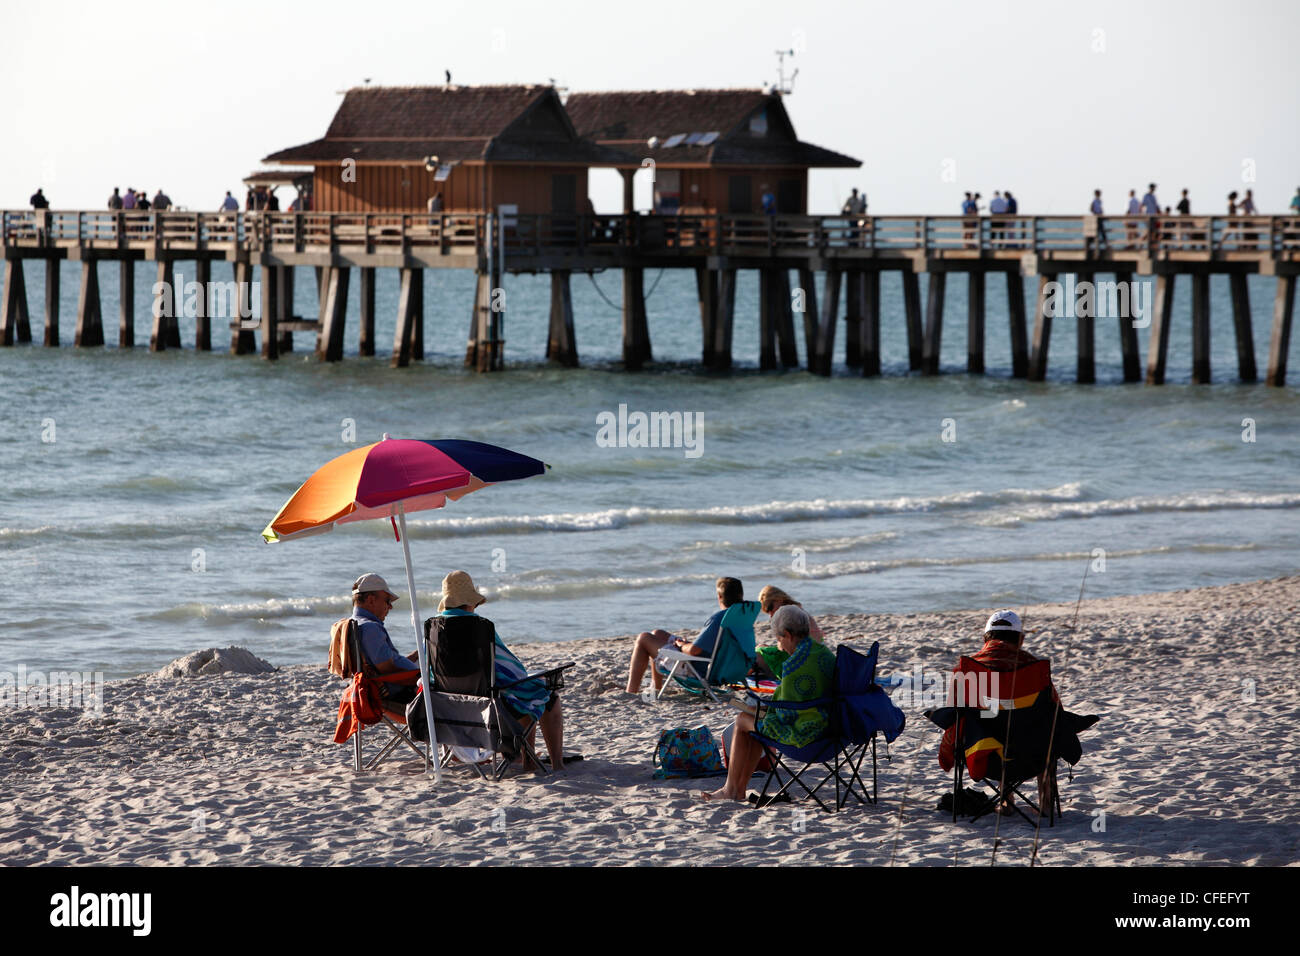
[700,605,836,802]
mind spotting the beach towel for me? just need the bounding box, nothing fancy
[327,618,360,679]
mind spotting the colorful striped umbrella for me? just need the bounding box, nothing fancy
[262,436,548,780]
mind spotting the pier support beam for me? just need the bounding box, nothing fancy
[392,267,417,368]
[622,267,651,370]
[812,268,842,376]
[194,259,211,351]
[967,271,985,374]
[1266,274,1296,387]
[695,266,718,367]
[275,266,293,353]
[1077,271,1095,384]
[1007,271,1029,377]
[797,267,818,372]
[711,269,737,370]
[843,272,863,368]
[922,272,946,375]
[76,258,104,348]
[260,264,278,361]
[118,260,135,349]
[1029,274,1054,382]
[1,258,30,347]
[902,270,923,371]
[466,266,504,372]
[43,259,60,347]
[316,266,350,362]
[547,269,578,366]
[1145,273,1176,385]
[773,268,798,368]
[862,270,881,376]
[1191,271,1211,384]
[409,269,424,361]
[1229,272,1256,383]
[358,267,375,356]
[760,268,778,370]
[230,262,256,355]
[1115,270,1140,382]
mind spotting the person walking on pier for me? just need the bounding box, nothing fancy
[1089,190,1103,215]
[153,189,172,211]
[220,191,239,212]
[1291,188,1300,215]
[1124,189,1141,246]
[136,192,151,211]
[30,188,49,210]
[989,191,1008,245]
[1141,184,1160,215]
[107,187,123,210]
[122,188,137,210]
[962,192,978,248]
[1004,190,1019,246]
[841,188,865,246]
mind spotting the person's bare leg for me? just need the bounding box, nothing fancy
[701,714,761,802]
[540,700,564,771]
[626,631,672,693]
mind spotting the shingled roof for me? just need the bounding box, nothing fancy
[565,89,860,168]
[264,85,630,166]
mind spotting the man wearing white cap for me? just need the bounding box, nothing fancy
[939,609,1060,813]
[352,573,420,703]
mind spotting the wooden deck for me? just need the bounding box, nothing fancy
[2,211,1297,384]
[4,211,1299,271]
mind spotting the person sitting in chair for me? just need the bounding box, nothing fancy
[351,572,419,707]
[755,585,824,676]
[938,610,1061,814]
[436,570,565,771]
[625,576,743,695]
[700,604,836,802]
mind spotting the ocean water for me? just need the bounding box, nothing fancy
[2,260,1297,680]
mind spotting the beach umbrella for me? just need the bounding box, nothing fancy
[262,435,548,781]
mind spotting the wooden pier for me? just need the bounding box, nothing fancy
[3,210,1298,384]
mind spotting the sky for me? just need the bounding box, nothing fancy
[3,0,1297,215]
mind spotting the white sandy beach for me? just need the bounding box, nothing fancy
[2,576,1297,867]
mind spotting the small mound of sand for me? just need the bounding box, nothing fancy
[153,647,276,679]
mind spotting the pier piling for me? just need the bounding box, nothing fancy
[75,258,104,348]
[967,271,985,375]
[1266,274,1295,386]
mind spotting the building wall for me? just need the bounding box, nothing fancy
[486,166,589,214]
[655,166,807,214]
[312,163,485,212]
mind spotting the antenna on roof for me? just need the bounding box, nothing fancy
[772,49,798,95]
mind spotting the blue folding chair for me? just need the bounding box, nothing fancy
[749,642,906,812]
[655,600,760,702]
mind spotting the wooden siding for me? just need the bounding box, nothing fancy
[313,163,485,212]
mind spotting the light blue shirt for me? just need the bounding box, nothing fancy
[1090,198,1103,214]
[352,606,418,672]
[990,197,1008,214]
[1141,192,1160,214]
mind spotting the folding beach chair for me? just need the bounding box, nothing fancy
[925,657,1097,827]
[749,642,907,813]
[655,600,761,702]
[331,619,428,773]
[404,614,573,781]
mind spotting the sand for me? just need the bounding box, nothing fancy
[2,576,1297,866]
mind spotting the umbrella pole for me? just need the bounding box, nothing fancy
[397,501,443,783]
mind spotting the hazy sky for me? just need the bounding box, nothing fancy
[3,0,1297,214]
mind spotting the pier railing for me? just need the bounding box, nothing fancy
[5,210,1299,261]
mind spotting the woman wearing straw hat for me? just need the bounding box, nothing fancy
[436,570,565,771]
